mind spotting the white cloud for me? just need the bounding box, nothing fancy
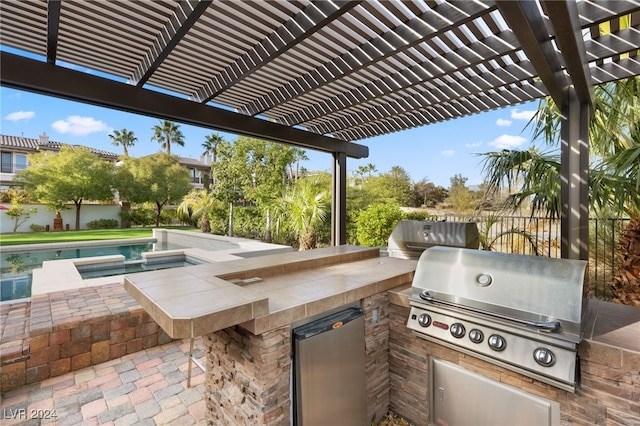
[511,108,536,121]
[441,149,455,157]
[496,118,512,127]
[465,142,482,148]
[5,111,35,122]
[51,115,109,136]
[488,134,527,149]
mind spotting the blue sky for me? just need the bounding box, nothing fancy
[1,86,539,188]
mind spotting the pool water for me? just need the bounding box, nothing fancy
[78,258,201,279]
[1,243,154,302]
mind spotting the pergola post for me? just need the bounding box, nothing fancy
[332,152,347,246]
[560,89,590,260]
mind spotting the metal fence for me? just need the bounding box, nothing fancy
[432,214,630,300]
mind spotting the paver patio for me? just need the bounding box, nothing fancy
[0,338,206,426]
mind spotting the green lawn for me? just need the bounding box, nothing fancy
[0,226,195,246]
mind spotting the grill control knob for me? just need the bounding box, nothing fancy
[533,348,556,367]
[450,323,465,338]
[469,329,484,343]
[418,313,432,327]
[488,334,506,351]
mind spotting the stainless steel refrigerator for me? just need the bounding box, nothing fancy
[293,307,367,426]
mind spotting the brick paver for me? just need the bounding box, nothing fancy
[1,338,206,425]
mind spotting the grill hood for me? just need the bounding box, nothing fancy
[388,220,479,259]
[411,247,588,342]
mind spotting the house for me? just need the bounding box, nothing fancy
[0,133,119,191]
[1,133,213,192]
[178,155,213,190]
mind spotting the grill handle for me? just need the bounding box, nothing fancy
[419,291,561,332]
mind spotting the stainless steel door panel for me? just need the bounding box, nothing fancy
[431,358,560,426]
[294,310,366,426]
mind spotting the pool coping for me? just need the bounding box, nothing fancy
[1,237,157,253]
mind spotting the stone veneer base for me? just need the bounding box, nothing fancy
[1,283,173,393]
[203,292,392,425]
[387,300,640,426]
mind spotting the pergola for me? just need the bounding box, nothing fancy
[1,0,639,259]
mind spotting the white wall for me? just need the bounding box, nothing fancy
[1,203,121,233]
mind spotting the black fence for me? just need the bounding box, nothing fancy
[432,214,631,300]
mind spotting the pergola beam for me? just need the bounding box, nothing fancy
[130,0,212,87]
[1,52,368,159]
[241,1,495,116]
[495,0,567,108]
[542,0,594,107]
[280,30,524,127]
[193,0,362,103]
[46,0,61,64]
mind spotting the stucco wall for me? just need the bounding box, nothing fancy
[0,203,121,233]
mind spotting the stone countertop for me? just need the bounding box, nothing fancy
[124,245,417,338]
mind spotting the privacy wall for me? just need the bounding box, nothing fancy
[0,204,121,234]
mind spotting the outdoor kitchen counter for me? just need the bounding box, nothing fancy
[124,245,417,338]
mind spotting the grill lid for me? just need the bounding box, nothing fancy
[411,247,588,341]
[388,220,479,259]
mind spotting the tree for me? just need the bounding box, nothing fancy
[116,153,191,226]
[447,174,475,213]
[201,132,226,190]
[211,136,305,236]
[5,192,37,232]
[177,189,220,233]
[271,177,329,250]
[412,178,447,207]
[108,128,137,156]
[480,77,640,305]
[6,204,36,232]
[288,148,309,182]
[353,163,377,189]
[151,120,185,156]
[201,132,225,165]
[481,77,640,218]
[367,166,414,206]
[15,146,115,230]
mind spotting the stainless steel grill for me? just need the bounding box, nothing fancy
[388,220,479,259]
[406,246,588,392]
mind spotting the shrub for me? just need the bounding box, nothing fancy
[232,206,264,239]
[121,208,155,227]
[30,223,45,232]
[356,204,404,247]
[87,218,119,229]
[403,211,427,221]
[160,208,177,225]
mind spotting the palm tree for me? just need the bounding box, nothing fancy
[201,132,225,164]
[177,189,219,233]
[481,78,639,217]
[202,133,225,187]
[287,147,309,181]
[151,120,184,156]
[108,128,137,156]
[271,177,329,250]
[480,76,640,304]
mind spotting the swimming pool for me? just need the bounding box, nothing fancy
[1,242,155,302]
[77,256,203,280]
